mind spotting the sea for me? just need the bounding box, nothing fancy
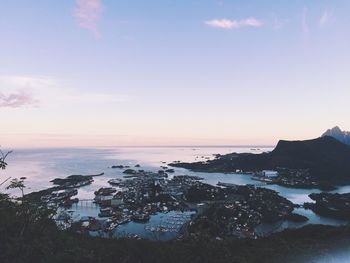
[1,146,350,240]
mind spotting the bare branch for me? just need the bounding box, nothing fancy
[0,176,12,186]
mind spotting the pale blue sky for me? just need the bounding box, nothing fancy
[0,0,349,147]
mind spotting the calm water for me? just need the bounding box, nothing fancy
[1,146,349,238]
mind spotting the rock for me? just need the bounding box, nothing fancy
[94,187,117,196]
[123,169,137,175]
[322,126,350,145]
[50,174,99,188]
[111,165,124,169]
[286,213,309,222]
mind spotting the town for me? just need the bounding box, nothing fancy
[251,168,335,190]
[25,164,307,240]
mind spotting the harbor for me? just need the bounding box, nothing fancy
[5,147,350,241]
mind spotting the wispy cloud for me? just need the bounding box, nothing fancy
[0,75,46,108]
[73,0,103,38]
[0,75,129,108]
[205,18,263,29]
[319,9,335,27]
[0,90,39,108]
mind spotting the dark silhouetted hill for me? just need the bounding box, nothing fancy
[171,136,350,185]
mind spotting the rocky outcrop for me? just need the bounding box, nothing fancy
[322,126,350,145]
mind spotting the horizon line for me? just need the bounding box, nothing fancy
[4,144,276,150]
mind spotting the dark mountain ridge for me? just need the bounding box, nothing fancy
[270,136,350,181]
[271,136,350,166]
[171,136,350,185]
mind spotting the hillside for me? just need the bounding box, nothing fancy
[171,136,350,185]
[270,136,350,168]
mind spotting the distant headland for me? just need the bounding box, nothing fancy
[170,136,350,190]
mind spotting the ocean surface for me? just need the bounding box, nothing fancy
[1,146,349,239]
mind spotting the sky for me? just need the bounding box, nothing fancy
[0,0,350,148]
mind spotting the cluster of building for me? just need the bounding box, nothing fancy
[273,168,319,188]
[305,192,350,220]
[26,173,104,207]
[27,164,301,240]
[186,183,295,239]
[87,169,205,233]
[250,168,329,190]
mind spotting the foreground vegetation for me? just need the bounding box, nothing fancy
[1,192,350,263]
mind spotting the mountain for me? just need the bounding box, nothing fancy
[322,126,350,145]
[170,136,350,185]
[269,136,350,180]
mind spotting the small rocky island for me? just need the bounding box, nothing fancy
[170,136,350,190]
[26,173,104,207]
[50,173,104,187]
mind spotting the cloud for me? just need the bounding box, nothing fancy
[0,90,39,108]
[0,75,129,108]
[205,18,262,29]
[73,0,103,37]
[319,9,334,27]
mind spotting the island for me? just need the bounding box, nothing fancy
[25,173,104,207]
[170,136,350,190]
[304,192,350,220]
